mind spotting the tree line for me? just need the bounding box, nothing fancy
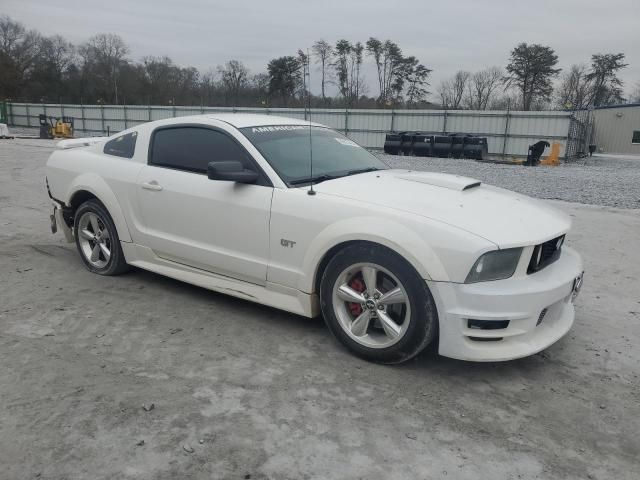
[1,15,636,111]
[438,47,632,111]
[0,15,432,109]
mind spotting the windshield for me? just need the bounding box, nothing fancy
[240,125,387,185]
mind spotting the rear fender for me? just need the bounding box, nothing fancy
[66,173,132,242]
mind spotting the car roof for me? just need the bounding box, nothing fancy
[203,113,326,129]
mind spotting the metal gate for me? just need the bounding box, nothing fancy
[565,109,593,159]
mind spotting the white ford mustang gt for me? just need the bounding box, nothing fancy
[46,114,584,363]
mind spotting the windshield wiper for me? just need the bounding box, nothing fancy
[290,168,382,186]
[346,167,382,176]
[290,174,342,186]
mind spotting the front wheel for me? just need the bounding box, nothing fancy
[320,243,438,364]
[74,199,130,275]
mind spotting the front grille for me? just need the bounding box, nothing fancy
[528,235,564,274]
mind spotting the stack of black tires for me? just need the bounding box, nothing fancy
[383,132,488,160]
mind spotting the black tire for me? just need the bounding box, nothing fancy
[74,199,131,276]
[319,243,438,364]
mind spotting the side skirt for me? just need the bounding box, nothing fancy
[121,242,319,318]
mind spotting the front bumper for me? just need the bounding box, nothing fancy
[50,201,74,243]
[428,246,583,362]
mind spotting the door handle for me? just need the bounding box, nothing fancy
[141,181,163,191]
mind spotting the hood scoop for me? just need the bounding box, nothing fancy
[395,172,482,191]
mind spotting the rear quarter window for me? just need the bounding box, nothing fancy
[104,131,138,158]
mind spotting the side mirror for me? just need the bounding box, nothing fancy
[207,161,259,184]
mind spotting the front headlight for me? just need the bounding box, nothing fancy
[465,248,523,283]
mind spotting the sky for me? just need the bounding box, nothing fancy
[4,0,640,99]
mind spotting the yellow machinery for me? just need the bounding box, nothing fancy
[39,114,74,139]
[539,143,561,166]
[477,141,562,166]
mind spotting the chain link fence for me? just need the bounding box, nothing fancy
[565,110,594,158]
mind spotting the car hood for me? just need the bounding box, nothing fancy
[313,170,571,248]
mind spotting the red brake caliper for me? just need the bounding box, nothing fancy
[348,277,366,316]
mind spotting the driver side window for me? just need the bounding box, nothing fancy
[149,126,250,174]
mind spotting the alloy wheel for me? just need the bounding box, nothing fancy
[331,262,411,349]
[77,211,112,269]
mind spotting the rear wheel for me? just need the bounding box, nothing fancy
[74,199,130,275]
[320,243,438,364]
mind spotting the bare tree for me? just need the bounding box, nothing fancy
[142,56,179,103]
[631,81,640,103]
[41,35,75,78]
[438,71,470,109]
[0,15,41,71]
[251,73,269,105]
[312,39,332,103]
[199,68,218,105]
[80,33,129,103]
[175,66,200,105]
[451,71,471,108]
[466,67,502,110]
[28,35,76,100]
[218,59,249,106]
[555,64,592,109]
[0,15,41,97]
[488,91,519,110]
[529,96,552,111]
[437,81,451,108]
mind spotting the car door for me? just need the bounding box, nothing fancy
[134,125,273,285]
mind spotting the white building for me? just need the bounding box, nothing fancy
[592,104,640,155]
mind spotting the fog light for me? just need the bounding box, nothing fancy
[467,319,510,330]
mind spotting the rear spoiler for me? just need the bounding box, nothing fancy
[56,136,109,149]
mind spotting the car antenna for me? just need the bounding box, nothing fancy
[305,49,316,196]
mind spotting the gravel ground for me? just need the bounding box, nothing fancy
[376,152,640,209]
[1,138,639,479]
